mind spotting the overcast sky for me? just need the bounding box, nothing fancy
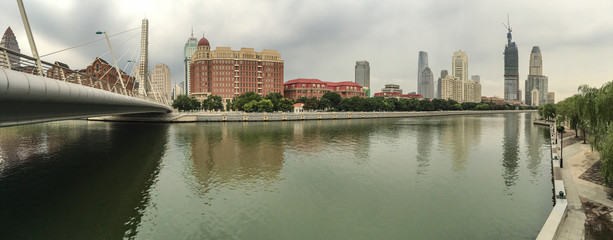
[2,0,612,101]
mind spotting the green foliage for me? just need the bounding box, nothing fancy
[234,92,262,111]
[277,98,294,112]
[452,103,463,110]
[431,98,450,111]
[304,97,319,110]
[225,99,233,111]
[461,102,478,111]
[172,94,201,111]
[203,95,224,111]
[257,99,274,112]
[243,100,258,112]
[319,98,333,110]
[475,103,489,110]
[321,92,342,108]
[264,93,284,111]
[539,103,556,120]
[554,81,613,185]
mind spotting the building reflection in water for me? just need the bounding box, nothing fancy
[289,119,380,163]
[0,121,169,239]
[502,113,520,190]
[524,113,547,181]
[178,122,287,198]
[438,116,482,172]
[180,119,387,197]
[411,119,437,175]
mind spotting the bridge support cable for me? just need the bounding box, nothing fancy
[16,0,43,76]
[99,32,127,95]
[41,27,140,58]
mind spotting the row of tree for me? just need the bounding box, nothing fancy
[295,93,532,112]
[551,82,613,184]
[172,92,293,112]
[173,91,532,112]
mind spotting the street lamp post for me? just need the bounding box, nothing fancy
[558,123,565,168]
[96,31,126,94]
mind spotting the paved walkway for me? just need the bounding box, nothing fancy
[556,142,588,240]
[556,137,613,239]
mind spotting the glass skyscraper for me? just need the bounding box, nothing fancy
[355,61,370,97]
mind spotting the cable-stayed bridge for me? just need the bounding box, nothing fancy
[0,47,172,127]
[0,1,172,127]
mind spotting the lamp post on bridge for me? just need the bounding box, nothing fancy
[96,31,127,95]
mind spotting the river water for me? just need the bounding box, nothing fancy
[0,112,552,239]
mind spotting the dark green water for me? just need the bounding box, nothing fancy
[0,112,552,239]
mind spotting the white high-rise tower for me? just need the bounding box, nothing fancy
[452,50,468,82]
[184,29,198,96]
[137,18,150,96]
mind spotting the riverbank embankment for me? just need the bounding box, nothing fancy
[89,110,536,123]
[536,123,613,239]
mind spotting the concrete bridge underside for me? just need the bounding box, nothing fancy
[0,68,172,127]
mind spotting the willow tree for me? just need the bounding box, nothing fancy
[557,95,581,138]
[555,83,613,184]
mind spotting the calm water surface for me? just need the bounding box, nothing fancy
[0,112,552,239]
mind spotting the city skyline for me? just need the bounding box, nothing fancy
[1,0,612,102]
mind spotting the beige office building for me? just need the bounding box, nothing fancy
[464,80,482,103]
[151,63,172,102]
[452,50,468,82]
[441,50,481,103]
[441,75,464,102]
[547,92,555,104]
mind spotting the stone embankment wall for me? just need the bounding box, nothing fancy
[177,110,536,122]
[536,124,568,240]
[90,110,536,123]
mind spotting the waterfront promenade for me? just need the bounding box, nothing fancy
[89,110,536,123]
[540,127,613,239]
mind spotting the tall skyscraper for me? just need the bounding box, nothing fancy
[420,67,434,99]
[503,19,519,101]
[417,52,434,98]
[417,51,428,93]
[452,50,468,82]
[437,70,448,99]
[355,61,370,96]
[1,27,20,68]
[137,18,150,96]
[525,46,548,106]
[529,46,543,75]
[184,30,198,96]
[151,63,172,102]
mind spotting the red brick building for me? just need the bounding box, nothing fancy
[82,57,134,91]
[189,36,284,101]
[283,78,366,100]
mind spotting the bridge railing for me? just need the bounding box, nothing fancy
[0,46,170,106]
